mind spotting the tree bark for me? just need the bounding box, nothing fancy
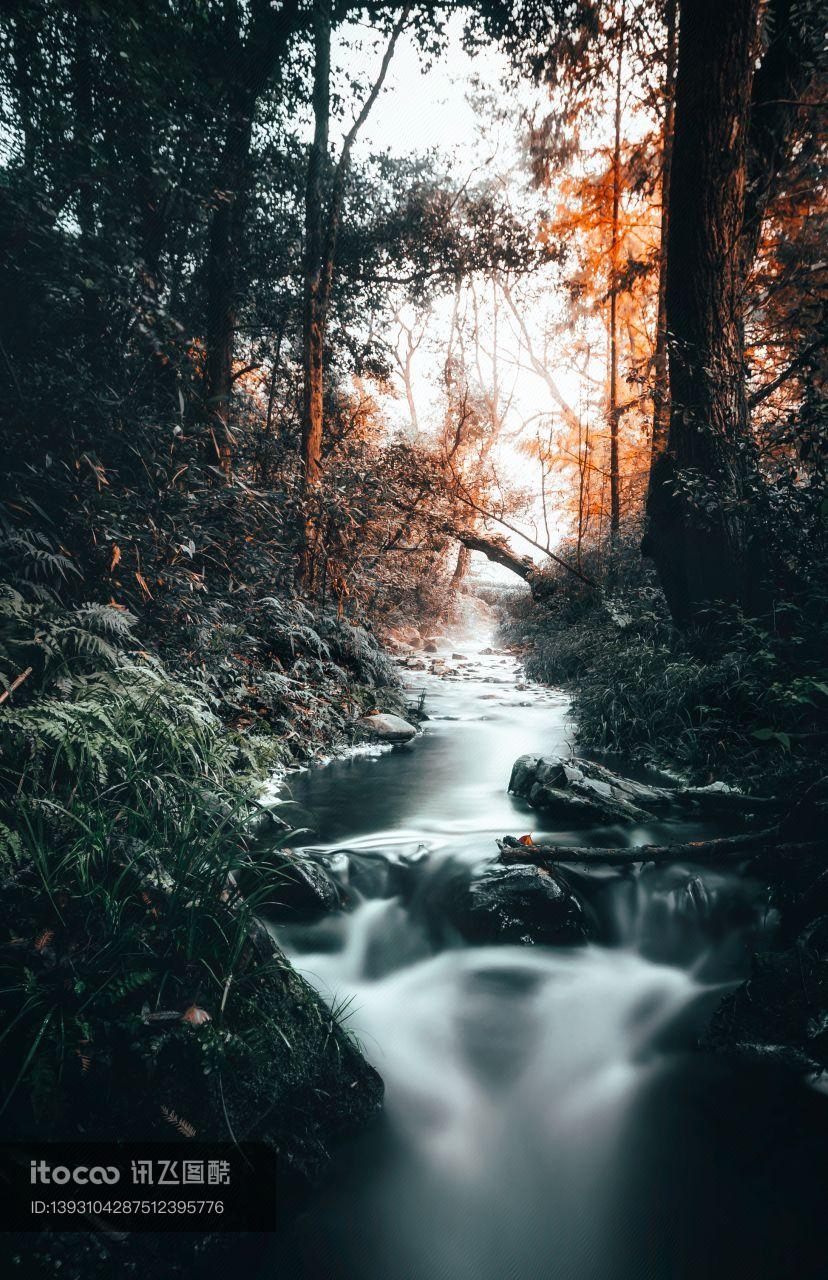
[451,543,471,587]
[644,0,761,626]
[204,99,254,474]
[298,0,331,587]
[455,530,537,583]
[649,0,677,466]
[202,0,301,474]
[741,0,823,272]
[301,0,331,494]
[607,1,626,538]
[498,831,814,867]
[73,5,100,354]
[298,8,406,586]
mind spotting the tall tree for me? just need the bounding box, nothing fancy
[301,0,332,497]
[644,0,825,624]
[300,6,408,584]
[203,0,301,473]
[644,0,761,624]
[607,0,626,537]
[648,0,677,464]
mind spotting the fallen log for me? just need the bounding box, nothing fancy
[497,831,821,867]
[673,786,783,815]
[454,530,537,583]
[507,754,783,826]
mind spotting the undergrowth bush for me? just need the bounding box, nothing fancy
[500,534,828,788]
[0,584,378,1157]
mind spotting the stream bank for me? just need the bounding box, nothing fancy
[0,602,402,1280]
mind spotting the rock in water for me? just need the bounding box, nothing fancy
[355,711,417,742]
[451,863,587,945]
[266,853,340,918]
[388,625,422,648]
[509,754,671,824]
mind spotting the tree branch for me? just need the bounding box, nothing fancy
[319,9,410,323]
[497,830,815,867]
[447,463,598,587]
[454,529,537,581]
[748,335,826,409]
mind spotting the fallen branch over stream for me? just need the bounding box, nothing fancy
[497,831,821,867]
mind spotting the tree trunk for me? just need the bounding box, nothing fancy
[649,0,677,464]
[73,6,100,354]
[298,0,331,587]
[644,0,761,626]
[607,1,626,539]
[303,5,405,484]
[301,0,331,494]
[498,832,813,867]
[451,543,471,587]
[455,531,537,584]
[741,0,822,272]
[201,0,302,475]
[204,101,254,475]
[299,6,404,586]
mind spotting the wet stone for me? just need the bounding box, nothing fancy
[355,712,418,742]
[450,863,589,947]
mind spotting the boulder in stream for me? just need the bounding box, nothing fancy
[355,711,418,742]
[508,754,671,824]
[388,625,422,647]
[450,863,588,946]
[508,754,770,824]
[262,852,341,919]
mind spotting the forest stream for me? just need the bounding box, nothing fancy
[264,636,828,1280]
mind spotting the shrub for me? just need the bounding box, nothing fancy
[499,533,828,788]
[0,593,379,1157]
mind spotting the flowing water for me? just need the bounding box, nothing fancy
[262,639,828,1280]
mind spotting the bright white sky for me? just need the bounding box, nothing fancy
[330,14,615,567]
[333,13,505,156]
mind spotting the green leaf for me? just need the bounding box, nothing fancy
[752,727,792,751]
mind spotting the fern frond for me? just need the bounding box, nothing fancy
[160,1105,197,1138]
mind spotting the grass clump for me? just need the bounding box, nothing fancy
[0,585,381,1166]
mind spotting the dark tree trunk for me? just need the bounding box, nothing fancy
[645,0,761,626]
[73,6,100,353]
[201,0,302,474]
[204,101,254,474]
[298,0,331,587]
[455,531,537,584]
[649,0,677,464]
[298,6,404,586]
[741,0,822,272]
[607,0,626,538]
[10,13,38,178]
[133,129,180,413]
[301,0,331,495]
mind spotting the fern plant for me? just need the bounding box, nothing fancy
[0,583,137,697]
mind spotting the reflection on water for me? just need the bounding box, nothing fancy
[281,654,574,850]
[259,640,828,1280]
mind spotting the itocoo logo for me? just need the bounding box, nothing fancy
[30,1161,120,1185]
